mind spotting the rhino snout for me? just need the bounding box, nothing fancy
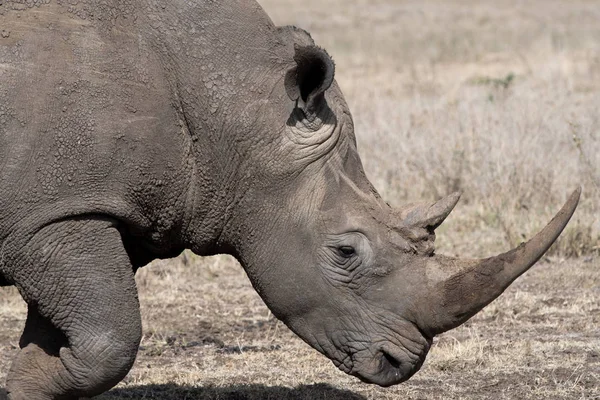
[347,338,432,387]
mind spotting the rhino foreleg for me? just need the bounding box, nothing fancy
[6,219,142,400]
[6,306,68,400]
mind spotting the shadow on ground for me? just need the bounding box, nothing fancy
[93,383,366,400]
[0,383,364,399]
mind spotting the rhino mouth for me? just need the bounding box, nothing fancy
[349,339,432,387]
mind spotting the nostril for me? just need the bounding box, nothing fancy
[382,350,401,369]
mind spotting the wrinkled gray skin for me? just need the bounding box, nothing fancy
[0,1,580,399]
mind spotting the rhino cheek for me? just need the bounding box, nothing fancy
[281,311,353,370]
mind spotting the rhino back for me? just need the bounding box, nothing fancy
[0,2,193,249]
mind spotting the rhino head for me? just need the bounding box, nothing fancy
[211,30,580,386]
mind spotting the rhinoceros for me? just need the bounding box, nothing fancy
[0,0,580,399]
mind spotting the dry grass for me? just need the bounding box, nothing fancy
[1,1,599,399]
[261,0,600,259]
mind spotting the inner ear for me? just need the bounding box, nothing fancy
[285,45,335,117]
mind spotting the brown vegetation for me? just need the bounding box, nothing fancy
[1,0,599,399]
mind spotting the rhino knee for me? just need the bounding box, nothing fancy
[60,333,140,396]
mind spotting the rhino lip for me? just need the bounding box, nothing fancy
[377,347,413,386]
[364,337,431,387]
[373,349,425,387]
[347,346,420,387]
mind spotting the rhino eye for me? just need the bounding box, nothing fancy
[337,246,356,258]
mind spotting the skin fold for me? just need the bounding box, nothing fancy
[0,1,580,398]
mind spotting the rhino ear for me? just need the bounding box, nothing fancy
[285,45,335,118]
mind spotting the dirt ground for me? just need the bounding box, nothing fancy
[1,0,599,399]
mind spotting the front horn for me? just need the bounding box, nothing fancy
[422,187,581,335]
